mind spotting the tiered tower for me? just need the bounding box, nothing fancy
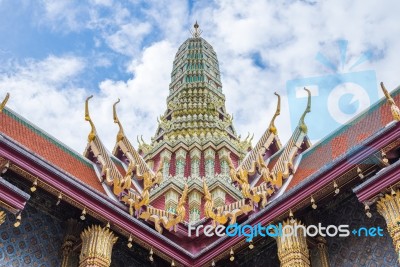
[138,23,252,222]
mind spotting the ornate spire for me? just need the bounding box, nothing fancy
[190,21,202,38]
[148,26,246,157]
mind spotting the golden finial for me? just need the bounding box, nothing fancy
[0,93,10,113]
[85,95,97,142]
[190,21,202,38]
[244,132,250,142]
[299,88,311,133]
[380,82,400,121]
[268,92,281,134]
[113,98,125,142]
[249,133,254,143]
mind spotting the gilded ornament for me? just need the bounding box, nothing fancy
[381,82,400,121]
[376,190,400,260]
[0,93,10,113]
[276,219,310,267]
[84,95,97,142]
[79,225,118,267]
[299,88,311,133]
[139,183,188,233]
[0,210,6,225]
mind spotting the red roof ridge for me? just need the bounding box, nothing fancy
[286,84,400,190]
[0,108,105,193]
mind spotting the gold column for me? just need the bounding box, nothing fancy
[376,190,400,262]
[79,225,118,267]
[276,219,310,267]
[316,236,330,267]
[0,210,5,225]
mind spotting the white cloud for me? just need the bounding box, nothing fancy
[94,40,175,147]
[189,0,400,143]
[2,0,400,153]
[104,22,152,56]
[90,0,113,6]
[0,56,88,150]
[39,0,90,32]
[0,41,175,151]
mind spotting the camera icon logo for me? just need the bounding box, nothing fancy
[286,41,378,141]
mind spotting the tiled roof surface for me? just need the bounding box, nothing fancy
[111,156,126,177]
[287,87,400,190]
[0,108,105,194]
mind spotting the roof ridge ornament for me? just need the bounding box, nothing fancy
[190,21,202,38]
[269,92,281,134]
[380,82,400,121]
[85,95,97,142]
[299,88,311,133]
[113,98,126,142]
[0,93,9,113]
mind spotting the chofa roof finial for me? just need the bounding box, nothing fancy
[113,98,126,142]
[299,88,311,133]
[85,95,97,142]
[381,82,400,121]
[269,92,281,134]
[0,93,10,113]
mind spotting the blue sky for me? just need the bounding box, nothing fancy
[0,0,399,151]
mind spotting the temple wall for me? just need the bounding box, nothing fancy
[0,204,63,267]
[110,241,156,267]
[238,238,280,267]
[318,195,398,266]
[236,194,398,267]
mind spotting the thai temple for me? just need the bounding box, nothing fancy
[0,22,400,267]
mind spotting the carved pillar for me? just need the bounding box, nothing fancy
[165,189,179,213]
[190,148,201,178]
[79,225,118,267]
[316,236,330,267]
[188,190,201,222]
[218,148,230,176]
[211,187,225,207]
[0,210,5,225]
[175,148,187,177]
[276,219,310,267]
[160,150,172,179]
[61,219,82,267]
[204,148,215,178]
[376,190,400,262]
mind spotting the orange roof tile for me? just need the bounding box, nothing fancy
[111,156,126,176]
[287,87,400,190]
[0,109,105,194]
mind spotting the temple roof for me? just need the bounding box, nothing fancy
[1,23,400,266]
[0,108,105,193]
[287,85,400,191]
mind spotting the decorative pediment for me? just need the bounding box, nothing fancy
[190,147,201,159]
